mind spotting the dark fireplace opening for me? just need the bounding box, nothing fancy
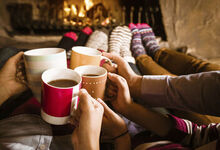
[4,0,166,40]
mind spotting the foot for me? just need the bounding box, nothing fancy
[129,23,146,58]
[138,23,160,58]
[120,26,135,64]
[109,26,124,55]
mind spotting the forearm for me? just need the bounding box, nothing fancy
[139,71,220,116]
[123,102,173,137]
[0,83,11,106]
[129,75,142,99]
[114,133,131,150]
[166,115,220,148]
[78,128,100,150]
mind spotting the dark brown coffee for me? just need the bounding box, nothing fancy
[83,74,99,77]
[48,79,78,87]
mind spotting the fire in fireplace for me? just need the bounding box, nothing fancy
[4,0,166,40]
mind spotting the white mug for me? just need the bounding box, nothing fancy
[23,48,67,102]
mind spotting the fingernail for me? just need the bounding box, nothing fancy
[80,88,86,93]
[97,98,104,103]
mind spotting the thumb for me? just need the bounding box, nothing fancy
[107,73,129,91]
[78,89,93,110]
[9,52,24,64]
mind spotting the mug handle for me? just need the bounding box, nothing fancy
[71,95,79,115]
[100,56,112,67]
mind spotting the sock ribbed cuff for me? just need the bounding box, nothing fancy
[82,26,93,35]
[64,32,78,41]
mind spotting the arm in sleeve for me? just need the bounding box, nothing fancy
[166,115,220,149]
[138,71,220,116]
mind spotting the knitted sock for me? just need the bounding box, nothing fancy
[85,28,109,52]
[138,23,160,58]
[129,23,146,58]
[57,32,78,59]
[120,26,135,64]
[109,26,125,55]
[76,26,93,46]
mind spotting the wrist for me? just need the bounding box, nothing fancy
[129,75,142,99]
[0,80,11,105]
[114,131,131,150]
[111,130,128,141]
[79,132,100,150]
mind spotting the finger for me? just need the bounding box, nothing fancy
[96,98,115,118]
[78,89,93,110]
[102,52,126,65]
[107,73,128,91]
[102,63,117,73]
[8,51,24,64]
[105,87,117,98]
[69,116,79,127]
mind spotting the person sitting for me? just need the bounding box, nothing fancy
[0,51,131,150]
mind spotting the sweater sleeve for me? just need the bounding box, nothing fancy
[166,115,220,149]
[138,71,220,116]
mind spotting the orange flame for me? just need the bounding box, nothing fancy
[84,0,93,11]
[78,6,86,17]
[71,4,77,16]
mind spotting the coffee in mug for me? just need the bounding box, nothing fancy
[41,68,81,125]
[48,79,78,88]
[74,65,107,99]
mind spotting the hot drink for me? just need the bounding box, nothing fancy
[83,74,99,77]
[48,79,78,87]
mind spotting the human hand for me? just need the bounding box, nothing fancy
[96,98,127,140]
[102,52,142,99]
[105,73,133,116]
[71,89,104,150]
[0,52,28,104]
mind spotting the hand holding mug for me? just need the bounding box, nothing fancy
[102,52,142,99]
[0,52,28,105]
[96,98,127,140]
[106,73,133,116]
[71,89,104,150]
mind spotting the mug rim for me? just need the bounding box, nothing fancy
[24,48,66,57]
[42,68,82,89]
[74,65,107,78]
[72,46,101,56]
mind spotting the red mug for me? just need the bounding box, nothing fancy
[41,68,81,125]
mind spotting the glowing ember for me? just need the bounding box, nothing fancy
[62,0,112,27]
[71,5,77,16]
[101,17,111,26]
[84,0,94,11]
[78,6,86,17]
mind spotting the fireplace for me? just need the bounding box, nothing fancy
[3,0,166,40]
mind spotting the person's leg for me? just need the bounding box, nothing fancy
[154,48,220,75]
[136,54,174,76]
[135,54,214,124]
[131,24,216,125]
[137,23,220,74]
[57,32,78,59]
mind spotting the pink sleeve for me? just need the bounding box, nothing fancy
[165,115,220,149]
